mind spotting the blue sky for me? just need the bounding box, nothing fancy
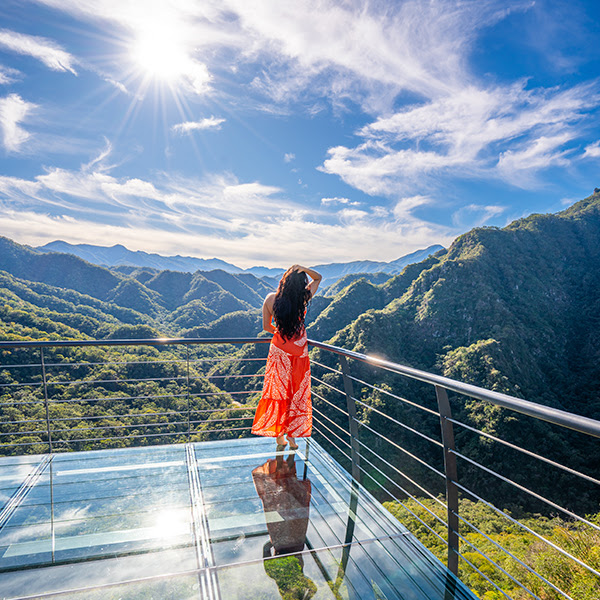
[0,0,599,268]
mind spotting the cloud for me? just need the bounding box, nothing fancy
[28,0,532,109]
[321,81,600,194]
[81,137,113,172]
[320,197,360,207]
[0,205,455,269]
[0,65,21,85]
[496,133,573,186]
[0,94,36,152]
[0,29,77,74]
[0,147,454,267]
[284,153,295,163]
[452,203,506,228]
[583,141,600,158]
[393,196,434,220]
[223,0,533,107]
[171,117,226,134]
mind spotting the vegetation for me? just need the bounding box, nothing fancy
[385,498,600,600]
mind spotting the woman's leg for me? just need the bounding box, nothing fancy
[276,435,286,447]
[286,434,299,450]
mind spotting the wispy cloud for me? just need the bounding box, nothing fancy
[496,133,573,186]
[81,137,113,172]
[0,94,36,152]
[393,196,434,220]
[0,144,454,267]
[321,81,600,194]
[0,65,21,85]
[321,197,360,207]
[29,0,530,108]
[171,117,225,134]
[284,153,295,163]
[583,141,600,158]
[452,204,506,228]
[0,29,77,75]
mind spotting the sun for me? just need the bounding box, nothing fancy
[131,25,188,83]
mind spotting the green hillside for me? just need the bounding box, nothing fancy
[327,192,600,415]
[0,237,275,339]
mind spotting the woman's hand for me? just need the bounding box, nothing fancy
[292,265,322,296]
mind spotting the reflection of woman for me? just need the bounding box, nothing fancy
[252,455,312,555]
[252,455,316,600]
[252,265,321,451]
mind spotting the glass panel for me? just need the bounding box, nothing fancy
[0,548,198,600]
[0,454,47,510]
[197,439,410,565]
[0,444,193,569]
[0,438,477,600]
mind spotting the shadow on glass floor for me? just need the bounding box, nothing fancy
[0,437,476,599]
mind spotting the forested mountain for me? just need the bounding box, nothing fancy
[0,236,274,340]
[323,192,600,417]
[303,191,600,523]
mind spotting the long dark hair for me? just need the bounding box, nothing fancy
[273,267,311,340]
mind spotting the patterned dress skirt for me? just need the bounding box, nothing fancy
[252,329,312,438]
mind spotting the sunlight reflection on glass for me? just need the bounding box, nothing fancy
[151,508,189,540]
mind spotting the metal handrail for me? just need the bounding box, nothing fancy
[0,337,269,349]
[307,339,600,439]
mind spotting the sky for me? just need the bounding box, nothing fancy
[0,0,599,269]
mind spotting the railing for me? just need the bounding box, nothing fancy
[1,336,599,600]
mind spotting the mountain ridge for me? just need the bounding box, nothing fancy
[321,191,600,419]
[34,240,444,282]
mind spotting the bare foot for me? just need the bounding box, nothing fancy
[286,435,299,450]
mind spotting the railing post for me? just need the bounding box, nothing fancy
[435,385,459,575]
[339,355,361,484]
[186,345,191,442]
[40,348,53,453]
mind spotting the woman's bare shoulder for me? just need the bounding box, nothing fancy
[264,292,276,307]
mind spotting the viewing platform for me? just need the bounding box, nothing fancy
[0,437,475,599]
[0,337,599,599]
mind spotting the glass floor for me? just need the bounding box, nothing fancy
[0,437,476,600]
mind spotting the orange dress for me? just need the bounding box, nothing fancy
[252,328,312,438]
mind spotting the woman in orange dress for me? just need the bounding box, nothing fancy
[252,265,322,451]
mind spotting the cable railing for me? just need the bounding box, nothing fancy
[308,340,600,600]
[0,336,599,600]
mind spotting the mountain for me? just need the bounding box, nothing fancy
[324,193,600,417]
[0,236,275,339]
[313,245,445,286]
[304,191,600,515]
[34,240,444,284]
[322,272,394,296]
[35,241,283,277]
[308,191,600,502]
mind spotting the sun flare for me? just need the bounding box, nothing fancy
[132,26,188,82]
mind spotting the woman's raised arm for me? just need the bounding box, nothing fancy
[294,265,322,297]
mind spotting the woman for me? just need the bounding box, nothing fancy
[252,265,322,451]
